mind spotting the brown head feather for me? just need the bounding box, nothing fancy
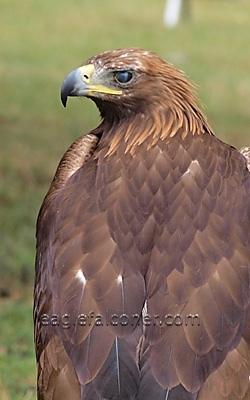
[77,48,213,156]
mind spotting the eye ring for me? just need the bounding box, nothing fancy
[115,71,133,84]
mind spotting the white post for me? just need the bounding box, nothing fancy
[163,0,183,28]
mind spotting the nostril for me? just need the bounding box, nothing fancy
[83,74,89,80]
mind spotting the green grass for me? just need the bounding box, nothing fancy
[0,297,36,400]
[0,0,250,398]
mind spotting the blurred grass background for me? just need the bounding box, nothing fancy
[0,0,250,398]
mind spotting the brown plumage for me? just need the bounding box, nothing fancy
[34,48,250,399]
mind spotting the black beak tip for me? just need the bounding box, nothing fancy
[61,92,67,108]
[61,69,78,108]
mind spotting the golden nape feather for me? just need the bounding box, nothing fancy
[34,48,250,400]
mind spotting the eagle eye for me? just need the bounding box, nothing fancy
[115,71,133,84]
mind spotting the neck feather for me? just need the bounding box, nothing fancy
[97,103,213,157]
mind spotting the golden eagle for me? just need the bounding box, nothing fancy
[34,48,250,399]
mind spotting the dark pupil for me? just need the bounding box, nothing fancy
[116,71,133,83]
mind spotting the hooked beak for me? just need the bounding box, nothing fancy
[61,64,122,107]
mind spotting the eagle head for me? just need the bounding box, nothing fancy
[61,47,199,120]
